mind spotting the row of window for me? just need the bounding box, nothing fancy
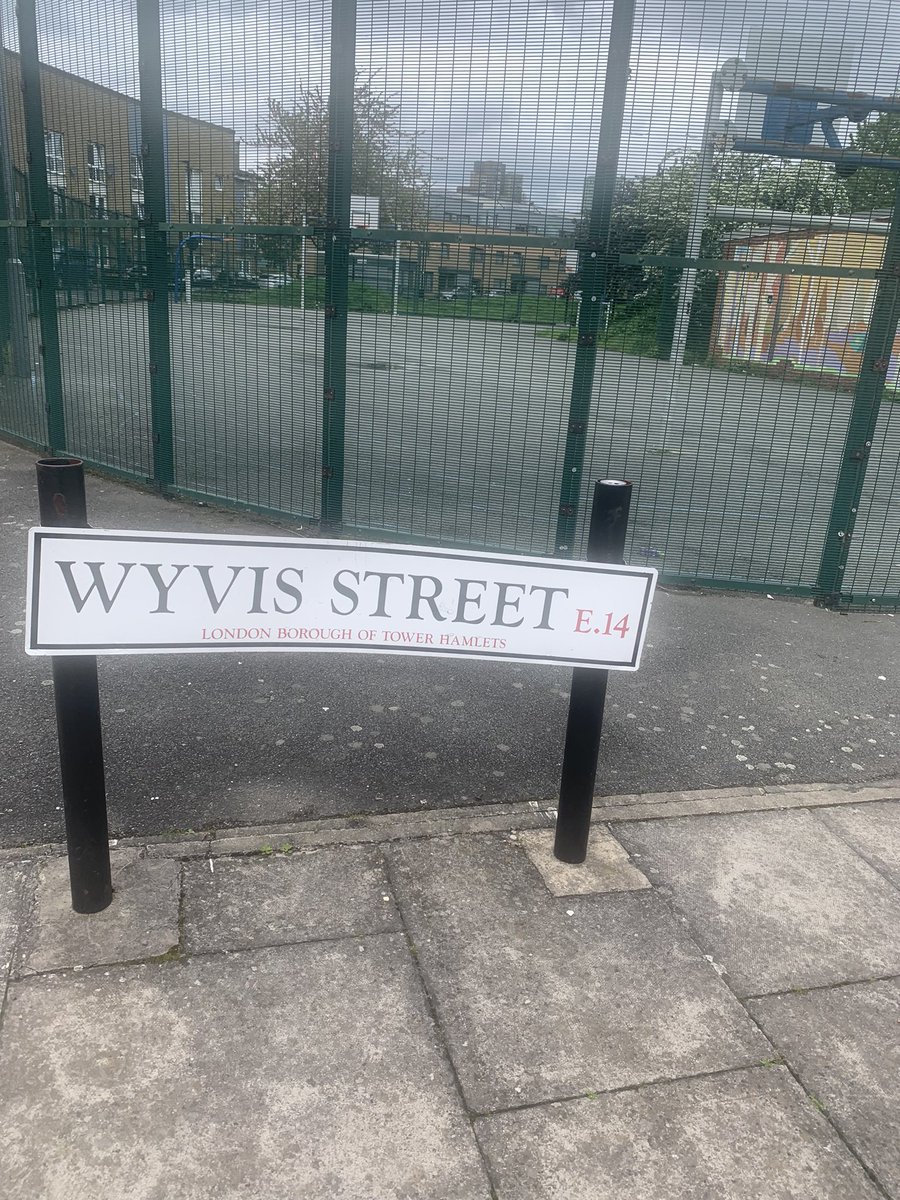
[43,131,224,208]
[45,131,108,186]
[437,246,553,268]
[441,211,534,233]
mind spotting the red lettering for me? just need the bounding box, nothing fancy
[574,608,593,633]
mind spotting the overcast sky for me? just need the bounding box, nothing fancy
[3,0,899,208]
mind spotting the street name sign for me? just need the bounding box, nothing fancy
[26,528,656,670]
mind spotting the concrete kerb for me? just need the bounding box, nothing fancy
[0,780,897,867]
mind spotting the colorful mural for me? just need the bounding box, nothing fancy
[713,224,900,388]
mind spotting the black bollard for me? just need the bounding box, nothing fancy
[36,458,113,912]
[554,479,633,864]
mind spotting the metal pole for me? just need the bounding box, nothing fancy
[393,230,401,316]
[16,0,67,449]
[36,458,113,913]
[0,40,30,377]
[554,479,633,863]
[300,213,306,311]
[321,0,356,529]
[554,0,636,554]
[670,70,725,371]
[816,174,900,605]
[137,0,176,487]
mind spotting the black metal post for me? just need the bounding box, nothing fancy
[36,458,113,913]
[554,479,633,863]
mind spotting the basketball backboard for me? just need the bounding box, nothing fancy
[732,25,862,144]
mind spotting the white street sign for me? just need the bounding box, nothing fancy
[26,530,656,669]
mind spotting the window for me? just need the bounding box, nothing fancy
[539,256,551,269]
[495,251,506,263]
[45,131,65,179]
[471,249,485,264]
[129,153,143,193]
[88,193,107,218]
[185,166,202,220]
[440,245,450,259]
[133,201,144,221]
[214,175,224,192]
[87,143,106,187]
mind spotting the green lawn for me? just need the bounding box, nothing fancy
[195,278,576,328]
[537,303,665,359]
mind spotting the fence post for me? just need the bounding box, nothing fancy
[36,458,113,913]
[320,0,356,529]
[816,178,900,606]
[16,0,67,450]
[554,479,633,863]
[137,0,176,487]
[0,47,29,378]
[554,0,635,555]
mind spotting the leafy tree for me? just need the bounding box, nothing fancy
[844,111,900,212]
[603,148,853,358]
[255,77,426,229]
[613,148,851,261]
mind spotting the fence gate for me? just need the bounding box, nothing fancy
[0,0,897,609]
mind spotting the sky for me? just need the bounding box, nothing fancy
[3,0,899,209]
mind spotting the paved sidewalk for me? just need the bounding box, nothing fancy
[2,785,898,1198]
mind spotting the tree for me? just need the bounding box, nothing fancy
[844,111,900,212]
[604,148,853,358]
[612,148,851,258]
[255,77,426,229]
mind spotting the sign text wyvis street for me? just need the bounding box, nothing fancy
[26,530,656,670]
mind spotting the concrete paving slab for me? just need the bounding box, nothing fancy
[815,801,900,888]
[751,979,900,1198]
[385,835,768,1111]
[0,862,32,975]
[0,935,491,1200]
[475,1066,881,1199]
[518,828,650,896]
[614,811,900,997]
[18,852,180,975]
[590,787,900,825]
[182,846,402,953]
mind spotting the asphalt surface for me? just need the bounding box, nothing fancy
[1,439,898,848]
[4,301,898,595]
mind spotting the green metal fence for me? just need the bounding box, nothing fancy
[1,0,899,609]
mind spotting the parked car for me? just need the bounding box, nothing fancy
[439,286,476,300]
[217,270,259,289]
[192,268,215,287]
[485,289,505,297]
[260,273,293,289]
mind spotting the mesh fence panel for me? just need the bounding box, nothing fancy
[160,0,327,517]
[0,0,898,605]
[33,0,151,475]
